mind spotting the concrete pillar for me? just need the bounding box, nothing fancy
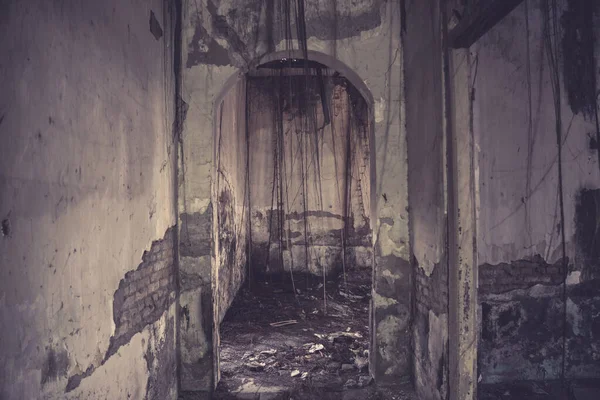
[445,41,479,400]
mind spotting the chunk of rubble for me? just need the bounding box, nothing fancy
[308,343,325,353]
[354,355,369,371]
[341,363,354,371]
[244,361,266,371]
[344,379,358,388]
[328,331,363,343]
[260,349,277,356]
[358,375,373,387]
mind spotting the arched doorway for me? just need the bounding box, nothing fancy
[210,51,379,396]
[177,44,413,396]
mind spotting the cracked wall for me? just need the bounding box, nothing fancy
[0,0,178,398]
[472,0,600,384]
[179,0,409,393]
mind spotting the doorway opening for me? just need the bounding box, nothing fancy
[212,58,377,397]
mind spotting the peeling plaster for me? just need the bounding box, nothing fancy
[375,97,386,123]
[418,255,437,277]
[567,271,581,285]
[373,292,399,308]
[180,289,210,361]
[65,330,150,399]
[377,222,409,260]
[382,268,403,281]
[188,197,211,214]
[566,298,583,335]
[377,315,406,367]
[428,310,448,396]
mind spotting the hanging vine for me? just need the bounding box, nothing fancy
[231,0,371,315]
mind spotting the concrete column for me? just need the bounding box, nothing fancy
[445,42,479,400]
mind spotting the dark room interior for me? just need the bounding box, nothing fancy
[1,1,599,399]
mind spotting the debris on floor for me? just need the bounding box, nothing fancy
[214,268,414,399]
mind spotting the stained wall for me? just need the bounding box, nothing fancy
[471,0,600,384]
[404,1,449,399]
[246,74,372,278]
[0,0,178,398]
[179,0,410,393]
[213,79,248,325]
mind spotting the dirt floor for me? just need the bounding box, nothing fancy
[213,268,415,400]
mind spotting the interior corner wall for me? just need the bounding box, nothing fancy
[0,1,178,399]
[179,0,411,392]
[472,0,600,384]
[215,78,248,324]
[403,2,448,399]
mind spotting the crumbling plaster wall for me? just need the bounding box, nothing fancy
[0,0,178,399]
[471,0,600,383]
[179,0,410,392]
[404,1,448,400]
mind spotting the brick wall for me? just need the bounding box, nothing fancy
[66,227,177,392]
[415,260,448,315]
[109,227,176,357]
[413,257,449,400]
[479,255,565,295]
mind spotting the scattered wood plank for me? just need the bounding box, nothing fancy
[269,319,297,327]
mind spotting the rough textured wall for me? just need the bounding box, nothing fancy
[179,0,409,393]
[404,1,448,399]
[0,0,178,399]
[215,79,248,324]
[445,1,480,397]
[246,75,371,278]
[472,0,600,383]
